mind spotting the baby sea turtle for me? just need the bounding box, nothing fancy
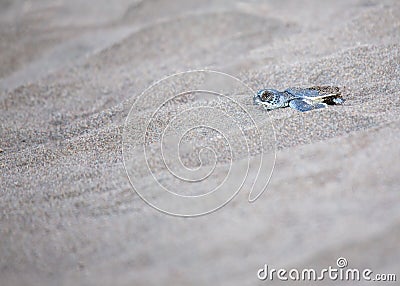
[254,86,344,112]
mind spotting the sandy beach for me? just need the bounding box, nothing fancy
[1,0,399,285]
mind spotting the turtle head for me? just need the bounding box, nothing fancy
[254,89,283,110]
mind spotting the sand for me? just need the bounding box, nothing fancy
[1,0,399,285]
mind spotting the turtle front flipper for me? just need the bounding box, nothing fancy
[289,99,327,112]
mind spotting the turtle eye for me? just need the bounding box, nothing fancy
[261,91,273,101]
